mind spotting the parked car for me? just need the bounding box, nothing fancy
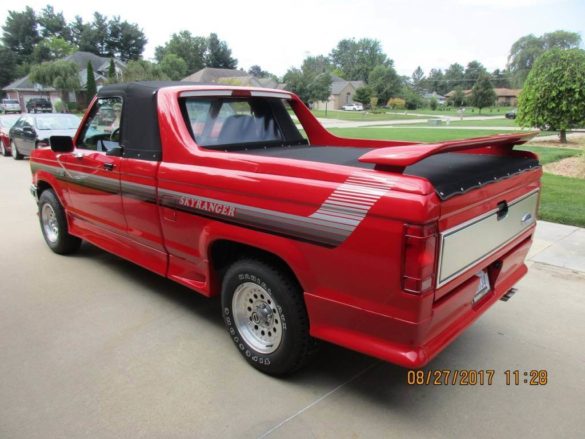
[0,114,21,156]
[30,83,541,375]
[9,113,80,160]
[26,98,53,114]
[505,109,517,120]
[342,103,364,111]
[0,99,21,114]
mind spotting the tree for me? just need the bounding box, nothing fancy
[353,86,372,105]
[401,86,424,110]
[507,30,581,87]
[411,66,425,93]
[0,46,18,88]
[308,73,332,105]
[248,65,267,78]
[368,64,402,103]
[108,58,116,80]
[444,63,465,91]
[86,62,97,105]
[491,69,511,88]
[30,60,81,104]
[32,36,75,63]
[301,55,331,76]
[387,97,405,110]
[106,17,147,61]
[38,5,70,40]
[429,97,438,110]
[205,33,237,69]
[427,68,447,95]
[450,86,466,107]
[155,31,207,73]
[518,49,585,143]
[1,7,40,61]
[123,60,169,82]
[329,38,391,81]
[470,74,496,113]
[283,68,310,103]
[464,60,487,85]
[160,53,188,80]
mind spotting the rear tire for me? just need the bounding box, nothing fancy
[221,258,316,376]
[11,141,23,160]
[38,190,81,255]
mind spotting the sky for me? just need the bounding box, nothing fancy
[1,0,584,77]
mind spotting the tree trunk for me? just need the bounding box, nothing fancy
[559,130,567,143]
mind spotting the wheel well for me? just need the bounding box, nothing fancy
[208,240,303,295]
[36,180,53,197]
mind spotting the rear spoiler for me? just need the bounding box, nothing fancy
[358,132,539,170]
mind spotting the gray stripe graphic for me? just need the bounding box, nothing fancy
[32,162,394,247]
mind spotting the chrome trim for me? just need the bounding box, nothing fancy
[30,184,38,200]
[437,189,539,288]
[180,90,233,98]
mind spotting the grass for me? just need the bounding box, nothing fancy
[437,118,519,127]
[539,173,585,227]
[520,146,582,165]
[328,127,521,142]
[310,109,426,121]
[393,106,515,117]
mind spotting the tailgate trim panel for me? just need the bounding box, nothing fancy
[437,189,539,287]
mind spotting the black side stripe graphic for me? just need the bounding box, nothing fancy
[31,162,393,247]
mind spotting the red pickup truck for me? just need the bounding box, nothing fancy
[30,82,541,375]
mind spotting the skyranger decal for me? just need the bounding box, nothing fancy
[179,196,236,217]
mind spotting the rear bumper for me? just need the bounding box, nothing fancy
[305,234,533,368]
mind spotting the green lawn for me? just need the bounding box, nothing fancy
[539,173,585,227]
[311,109,426,121]
[438,118,519,127]
[394,106,515,117]
[520,146,582,165]
[328,127,521,142]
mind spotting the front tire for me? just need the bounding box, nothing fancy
[11,141,23,160]
[38,190,81,254]
[221,259,316,376]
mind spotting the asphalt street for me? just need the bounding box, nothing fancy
[1,156,584,439]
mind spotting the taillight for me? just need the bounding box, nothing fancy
[402,223,438,294]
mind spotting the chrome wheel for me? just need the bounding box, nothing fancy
[11,141,16,158]
[232,282,283,354]
[41,203,59,243]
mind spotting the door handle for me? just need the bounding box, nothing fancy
[73,152,84,159]
[103,163,115,171]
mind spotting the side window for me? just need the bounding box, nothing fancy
[77,97,123,151]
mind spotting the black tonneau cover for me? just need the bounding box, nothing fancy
[238,145,539,200]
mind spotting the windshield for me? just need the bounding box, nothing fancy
[0,115,21,128]
[182,97,306,150]
[35,115,81,130]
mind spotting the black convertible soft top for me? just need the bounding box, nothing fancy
[97,81,210,161]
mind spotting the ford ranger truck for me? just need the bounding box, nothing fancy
[30,82,541,375]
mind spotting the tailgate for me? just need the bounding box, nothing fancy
[437,189,539,287]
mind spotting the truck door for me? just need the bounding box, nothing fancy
[56,97,126,235]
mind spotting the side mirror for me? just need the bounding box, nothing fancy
[23,126,34,135]
[50,135,74,153]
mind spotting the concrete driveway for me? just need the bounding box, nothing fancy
[1,157,584,439]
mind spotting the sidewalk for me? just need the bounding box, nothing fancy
[528,221,585,273]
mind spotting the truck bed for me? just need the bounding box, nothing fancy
[239,145,540,200]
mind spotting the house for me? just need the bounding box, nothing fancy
[422,92,446,105]
[3,51,126,112]
[182,67,279,89]
[312,76,365,110]
[445,88,521,106]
